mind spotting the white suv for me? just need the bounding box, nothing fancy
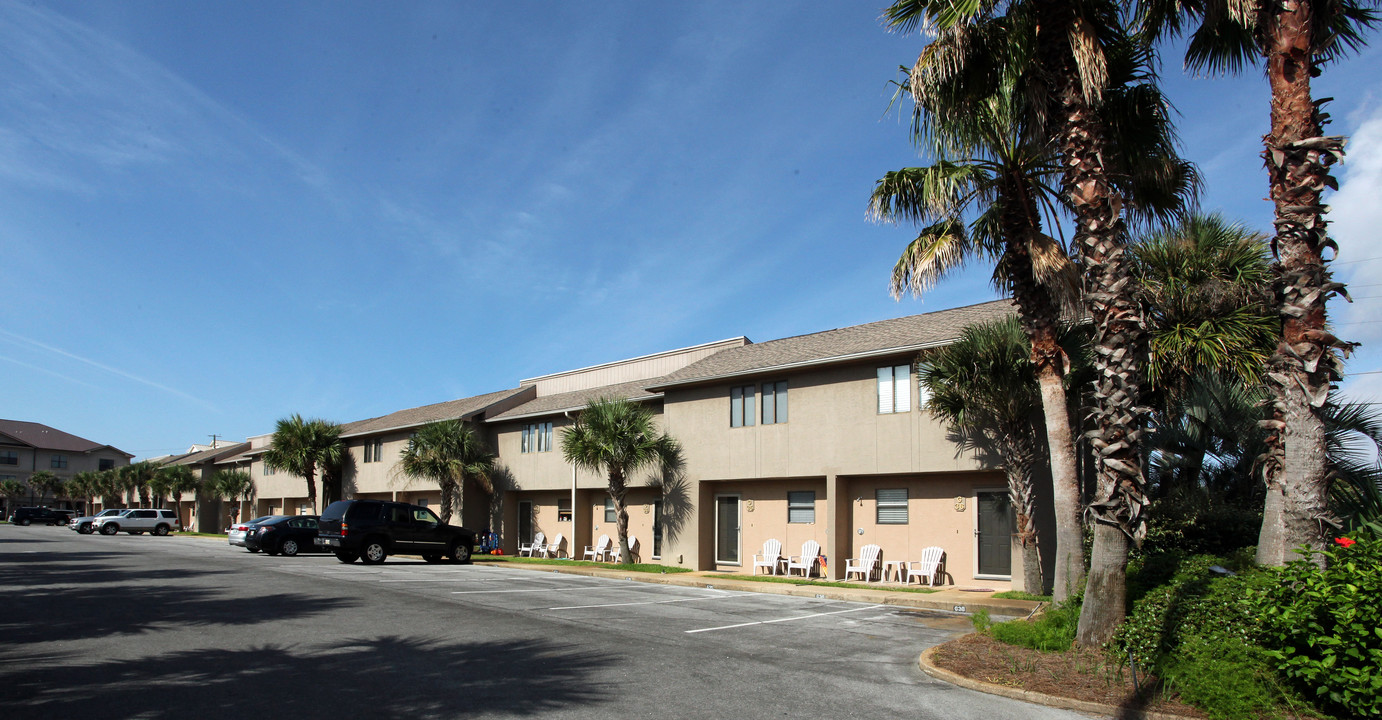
[95,508,178,536]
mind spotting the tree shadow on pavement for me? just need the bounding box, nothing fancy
[5,635,613,717]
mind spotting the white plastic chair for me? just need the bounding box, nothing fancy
[753,539,785,575]
[518,531,545,557]
[582,534,610,562]
[542,533,565,558]
[785,540,822,578]
[608,536,639,563]
[906,546,946,587]
[844,544,882,582]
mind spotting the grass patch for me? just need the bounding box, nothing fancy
[991,590,1051,602]
[701,574,939,593]
[176,531,231,538]
[474,556,693,574]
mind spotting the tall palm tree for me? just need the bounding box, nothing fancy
[397,420,496,525]
[160,465,200,530]
[562,397,684,566]
[128,461,159,508]
[1136,0,1377,567]
[884,0,1194,644]
[1,478,26,515]
[93,469,122,508]
[212,469,254,528]
[919,317,1050,594]
[27,471,62,505]
[68,471,99,514]
[264,414,343,513]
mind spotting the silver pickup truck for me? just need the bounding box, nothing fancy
[93,508,179,536]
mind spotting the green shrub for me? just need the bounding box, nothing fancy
[1160,634,1291,720]
[1116,553,1267,667]
[971,608,992,633]
[1136,490,1262,560]
[1248,534,1382,719]
[983,602,1077,652]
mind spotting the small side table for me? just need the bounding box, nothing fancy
[882,559,909,583]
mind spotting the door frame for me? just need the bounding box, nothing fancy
[973,487,1013,581]
[714,493,742,566]
[517,500,534,544]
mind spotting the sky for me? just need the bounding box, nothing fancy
[1,1,1380,461]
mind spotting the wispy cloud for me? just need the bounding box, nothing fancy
[0,329,218,411]
[0,353,100,390]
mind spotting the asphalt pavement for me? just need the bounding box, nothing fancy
[0,524,1092,719]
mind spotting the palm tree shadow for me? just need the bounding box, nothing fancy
[8,636,614,717]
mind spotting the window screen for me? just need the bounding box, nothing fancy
[876,488,908,524]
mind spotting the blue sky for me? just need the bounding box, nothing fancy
[2,2,1380,460]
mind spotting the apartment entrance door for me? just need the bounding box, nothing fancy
[976,491,1013,577]
[517,500,533,544]
[715,495,740,565]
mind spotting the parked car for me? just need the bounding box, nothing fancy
[69,508,129,534]
[8,507,75,526]
[315,499,475,564]
[93,508,178,536]
[228,516,278,551]
[247,515,324,556]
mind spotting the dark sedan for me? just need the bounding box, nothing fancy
[247,515,324,556]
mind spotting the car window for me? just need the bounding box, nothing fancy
[345,503,381,521]
[389,505,411,523]
[414,508,440,524]
[134,510,155,518]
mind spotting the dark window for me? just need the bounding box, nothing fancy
[604,498,616,523]
[50,455,68,469]
[730,385,755,428]
[876,489,909,524]
[558,498,572,522]
[761,381,788,424]
[787,491,815,523]
[521,423,553,453]
[0,451,17,465]
[98,458,115,471]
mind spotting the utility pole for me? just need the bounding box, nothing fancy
[209,434,221,449]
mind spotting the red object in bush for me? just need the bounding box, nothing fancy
[1335,537,1357,548]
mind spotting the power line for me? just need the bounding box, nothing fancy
[1334,256,1382,266]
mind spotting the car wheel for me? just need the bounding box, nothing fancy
[99,523,118,535]
[335,550,359,563]
[449,541,472,564]
[79,523,93,534]
[360,539,388,565]
[280,539,300,557]
[154,524,170,536]
[18,519,30,526]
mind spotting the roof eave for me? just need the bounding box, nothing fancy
[644,340,956,391]
[485,394,662,424]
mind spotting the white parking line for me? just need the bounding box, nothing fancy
[685,604,886,634]
[549,592,747,611]
[451,585,614,595]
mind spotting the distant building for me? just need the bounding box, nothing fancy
[0,419,133,514]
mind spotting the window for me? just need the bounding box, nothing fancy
[416,498,429,508]
[761,380,788,424]
[730,385,755,427]
[604,498,616,523]
[521,422,553,453]
[877,488,909,524]
[1,451,19,465]
[788,491,815,523]
[363,439,384,463]
[878,365,912,413]
[50,455,67,469]
[262,463,276,476]
[98,458,115,471]
[557,497,572,522]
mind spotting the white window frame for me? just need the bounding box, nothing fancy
[878,365,912,414]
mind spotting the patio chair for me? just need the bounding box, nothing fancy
[843,544,882,582]
[608,536,639,563]
[542,533,565,558]
[785,540,822,578]
[582,534,611,562]
[905,546,946,587]
[518,531,545,558]
[752,539,785,575]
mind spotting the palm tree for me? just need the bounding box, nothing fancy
[27,471,62,505]
[397,420,496,525]
[113,465,138,507]
[68,471,99,514]
[1,478,25,516]
[1136,0,1377,567]
[264,414,343,513]
[93,469,122,508]
[159,465,200,530]
[562,397,684,566]
[212,469,254,528]
[147,468,172,509]
[920,317,1051,594]
[885,0,1198,645]
[127,461,159,508]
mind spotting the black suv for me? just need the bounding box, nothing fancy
[315,500,475,565]
[8,507,75,526]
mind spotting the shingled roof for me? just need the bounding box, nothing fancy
[486,378,661,422]
[339,386,533,438]
[646,299,1016,390]
[0,419,133,457]
[165,442,251,467]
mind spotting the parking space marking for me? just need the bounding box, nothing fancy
[685,604,885,634]
[549,592,748,611]
[451,585,621,595]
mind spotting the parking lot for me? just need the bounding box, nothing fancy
[0,525,1085,719]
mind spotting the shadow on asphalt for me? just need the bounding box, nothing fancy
[5,636,614,717]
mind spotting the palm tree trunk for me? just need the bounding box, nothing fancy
[305,465,318,514]
[1256,0,1350,567]
[1034,0,1148,645]
[610,469,631,564]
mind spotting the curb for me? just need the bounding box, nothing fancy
[917,640,1199,720]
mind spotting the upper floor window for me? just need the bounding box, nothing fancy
[878,365,912,414]
[761,380,788,425]
[98,458,115,471]
[50,455,68,469]
[0,451,17,465]
[730,385,755,428]
[877,488,909,524]
[787,491,815,523]
[521,422,553,453]
[364,439,384,463]
[262,463,276,476]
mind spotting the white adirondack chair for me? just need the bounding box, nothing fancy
[906,546,946,587]
[752,539,785,575]
[582,534,610,562]
[518,531,545,558]
[844,543,882,582]
[608,536,639,563]
[542,533,565,559]
[785,540,822,578]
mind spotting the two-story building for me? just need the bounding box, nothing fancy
[0,419,133,515]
